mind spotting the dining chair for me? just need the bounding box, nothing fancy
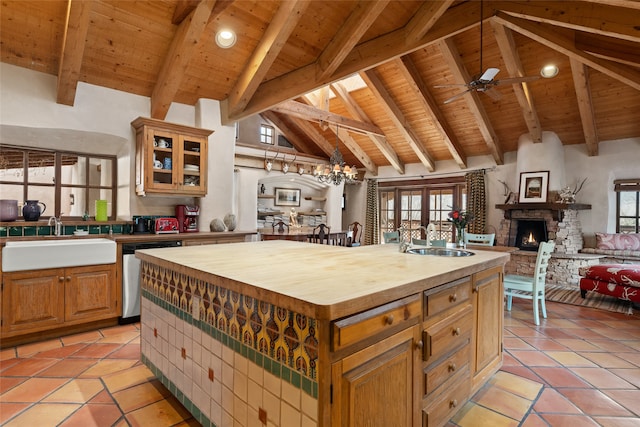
[346,222,362,247]
[411,238,446,247]
[310,224,331,244]
[504,240,555,325]
[464,232,495,246]
[383,231,400,244]
[272,220,289,233]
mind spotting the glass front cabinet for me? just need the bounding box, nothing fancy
[131,117,213,197]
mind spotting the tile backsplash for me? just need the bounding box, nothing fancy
[0,222,129,237]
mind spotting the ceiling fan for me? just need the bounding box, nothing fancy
[435,0,540,105]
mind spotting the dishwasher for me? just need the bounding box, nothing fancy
[121,240,182,324]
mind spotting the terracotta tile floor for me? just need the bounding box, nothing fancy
[1,299,639,427]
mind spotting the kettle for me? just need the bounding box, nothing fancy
[133,217,150,233]
[22,200,46,221]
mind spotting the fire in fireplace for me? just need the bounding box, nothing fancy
[515,219,548,251]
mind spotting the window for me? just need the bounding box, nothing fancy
[0,145,117,219]
[379,177,467,243]
[260,124,274,145]
[615,179,640,233]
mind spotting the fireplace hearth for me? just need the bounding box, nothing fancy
[515,219,548,251]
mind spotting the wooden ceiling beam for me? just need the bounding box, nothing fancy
[438,38,504,166]
[404,0,455,45]
[56,0,92,106]
[316,0,389,81]
[491,20,543,143]
[287,117,336,158]
[299,95,378,176]
[226,0,310,118]
[227,1,490,122]
[569,58,599,156]
[575,32,640,67]
[490,1,640,43]
[150,0,215,120]
[259,111,318,155]
[331,83,404,175]
[360,69,436,172]
[269,100,385,137]
[172,0,200,24]
[395,56,467,169]
[494,12,640,91]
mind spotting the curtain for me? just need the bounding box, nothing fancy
[364,179,379,245]
[465,170,486,234]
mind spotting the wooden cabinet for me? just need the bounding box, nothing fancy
[131,117,213,197]
[470,265,504,392]
[2,264,117,338]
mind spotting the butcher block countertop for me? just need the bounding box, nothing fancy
[137,240,510,321]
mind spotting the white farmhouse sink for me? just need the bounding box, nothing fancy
[2,238,117,272]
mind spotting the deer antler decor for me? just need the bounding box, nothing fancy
[264,150,279,172]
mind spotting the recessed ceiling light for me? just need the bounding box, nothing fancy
[540,64,559,78]
[215,29,236,48]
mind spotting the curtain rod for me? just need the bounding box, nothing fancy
[374,166,496,181]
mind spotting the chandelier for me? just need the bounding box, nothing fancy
[314,125,358,185]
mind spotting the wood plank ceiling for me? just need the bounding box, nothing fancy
[1,0,639,176]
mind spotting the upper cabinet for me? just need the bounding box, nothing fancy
[131,117,213,197]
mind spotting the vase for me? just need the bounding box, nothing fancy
[22,200,46,221]
[456,226,466,249]
[223,213,237,231]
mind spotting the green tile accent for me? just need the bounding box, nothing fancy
[0,227,7,237]
[302,377,312,395]
[281,366,290,382]
[100,225,110,233]
[37,226,51,236]
[291,371,301,388]
[89,225,101,234]
[9,226,22,236]
[112,224,123,234]
[23,226,36,236]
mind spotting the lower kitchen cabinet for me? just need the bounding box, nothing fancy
[2,264,117,338]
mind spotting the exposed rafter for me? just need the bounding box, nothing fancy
[259,111,319,155]
[569,58,599,156]
[360,69,436,172]
[490,20,542,143]
[438,38,504,165]
[56,0,92,106]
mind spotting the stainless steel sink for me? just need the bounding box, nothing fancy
[406,247,475,257]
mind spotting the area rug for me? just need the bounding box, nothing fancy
[545,284,634,315]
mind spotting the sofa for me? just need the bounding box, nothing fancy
[581,232,640,264]
[579,264,640,304]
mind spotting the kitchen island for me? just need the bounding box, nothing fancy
[136,240,509,427]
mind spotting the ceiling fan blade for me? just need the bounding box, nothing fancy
[483,87,502,101]
[479,67,500,81]
[494,75,540,85]
[444,89,472,104]
[434,83,469,88]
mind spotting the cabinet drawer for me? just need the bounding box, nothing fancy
[423,276,471,319]
[422,370,470,427]
[332,294,421,351]
[423,304,472,363]
[424,344,469,396]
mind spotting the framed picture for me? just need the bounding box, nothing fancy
[274,188,301,206]
[518,171,549,203]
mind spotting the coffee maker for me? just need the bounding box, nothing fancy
[175,205,199,232]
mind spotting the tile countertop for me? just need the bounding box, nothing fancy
[135,240,510,321]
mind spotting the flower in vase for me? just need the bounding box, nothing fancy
[447,208,474,230]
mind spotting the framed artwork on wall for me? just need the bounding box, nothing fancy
[274,188,301,206]
[518,171,549,203]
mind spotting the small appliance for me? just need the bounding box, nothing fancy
[176,205,199,233]
[154,217,180,234]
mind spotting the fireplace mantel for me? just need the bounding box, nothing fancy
[495,203,591,220]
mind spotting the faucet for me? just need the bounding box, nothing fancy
[48,215,63,236]
[417,224,438,247]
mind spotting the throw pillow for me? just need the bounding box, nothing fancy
[596,232,640,250]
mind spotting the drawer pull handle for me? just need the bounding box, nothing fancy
[450,399,458,408]
[58,277,65,282]
[384,314,394,325]
[415,340,424,350]
[449,293,457,302]
[453,327,461,336]
[66,276,71,282]
[448,363,457,372]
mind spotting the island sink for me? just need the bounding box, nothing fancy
[407,247,475,257]
[2,238,116,272]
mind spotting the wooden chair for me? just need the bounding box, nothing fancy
[383,231,400,244]
[310,224,331,244]
[411,238,446,247]
[272,220,289,233]
[347,222,362,247]
[504,241,555,325]
[464,232,495,246]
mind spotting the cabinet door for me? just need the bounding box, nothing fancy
[65,264,118,322]
[331,325,421,427]
[471,266,503,391]
[178,134,207,195]
[147,129,179,192]
[2,269,65,335]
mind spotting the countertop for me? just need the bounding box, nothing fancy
[136,240,510,320]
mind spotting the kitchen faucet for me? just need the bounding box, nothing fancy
[48,215,63,236]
